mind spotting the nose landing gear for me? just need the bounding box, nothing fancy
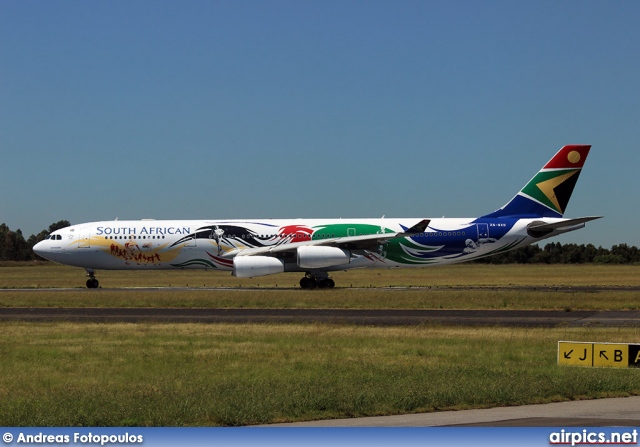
[299,272,335,289]
[85,269,99,289]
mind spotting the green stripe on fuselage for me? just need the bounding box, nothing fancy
[311,223,394,239]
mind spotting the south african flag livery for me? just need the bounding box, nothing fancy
[483,145,591,219]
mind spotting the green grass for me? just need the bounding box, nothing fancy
[3,262,640,289]
[0,288,639,310]
[0,323,638,426]
[1,263,639,310]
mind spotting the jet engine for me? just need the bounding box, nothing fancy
[297,246,350,269]
[233,256,285,278]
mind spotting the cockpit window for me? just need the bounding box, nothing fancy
[46,234,62,240]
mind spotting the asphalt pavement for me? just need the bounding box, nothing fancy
[270,396,640,427]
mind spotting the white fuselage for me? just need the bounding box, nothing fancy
[33,217,549,273]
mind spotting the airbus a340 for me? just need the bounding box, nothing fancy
[34,145,601,289]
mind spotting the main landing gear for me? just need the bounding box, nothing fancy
[299,272,335,289]
[85,269,99,289]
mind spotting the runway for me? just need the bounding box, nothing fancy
[0,307,639,327]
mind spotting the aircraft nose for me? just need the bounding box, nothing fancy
[33,241,45,257]
[33,240,60,261]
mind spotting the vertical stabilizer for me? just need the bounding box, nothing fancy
[482,145,591,218]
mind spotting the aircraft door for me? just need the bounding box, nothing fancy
[476,223,489,241]
[77,226,92,249]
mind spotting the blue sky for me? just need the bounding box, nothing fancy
[2,1,638,248]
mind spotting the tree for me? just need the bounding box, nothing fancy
[2,227,28,261]
[610,244,640,263]
[48,220,71,234]
[582,244,598,263]
[0,221,72,261]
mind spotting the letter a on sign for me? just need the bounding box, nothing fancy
[629,344,640,368]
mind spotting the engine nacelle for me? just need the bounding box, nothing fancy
[297,246,350,269]
[233,256,285,278]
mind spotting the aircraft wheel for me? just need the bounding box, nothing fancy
[315,278,335,289]
[300,277,315,289]
[86,278,99,289]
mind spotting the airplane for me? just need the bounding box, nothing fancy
[33,145,601,289]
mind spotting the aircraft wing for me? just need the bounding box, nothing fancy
[222,218,430,258]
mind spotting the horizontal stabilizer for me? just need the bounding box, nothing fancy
[527,216,602,238]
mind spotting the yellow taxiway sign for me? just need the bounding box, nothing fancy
[558,341,640,368]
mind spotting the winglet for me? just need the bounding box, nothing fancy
[394,219,431,239]
[404,219,431,234]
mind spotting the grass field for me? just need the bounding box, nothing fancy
[2,262,640,289]
[1,323,638,426]
[1,287,639,311]
[0,263,639,426]
[1,263,639,310]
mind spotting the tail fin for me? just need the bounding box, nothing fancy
[482,145,591,218]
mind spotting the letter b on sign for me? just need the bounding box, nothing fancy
[593,343,627,368]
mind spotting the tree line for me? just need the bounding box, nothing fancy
[1,221,70,261]
[1,221,639,264]
[474,242,640,265]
